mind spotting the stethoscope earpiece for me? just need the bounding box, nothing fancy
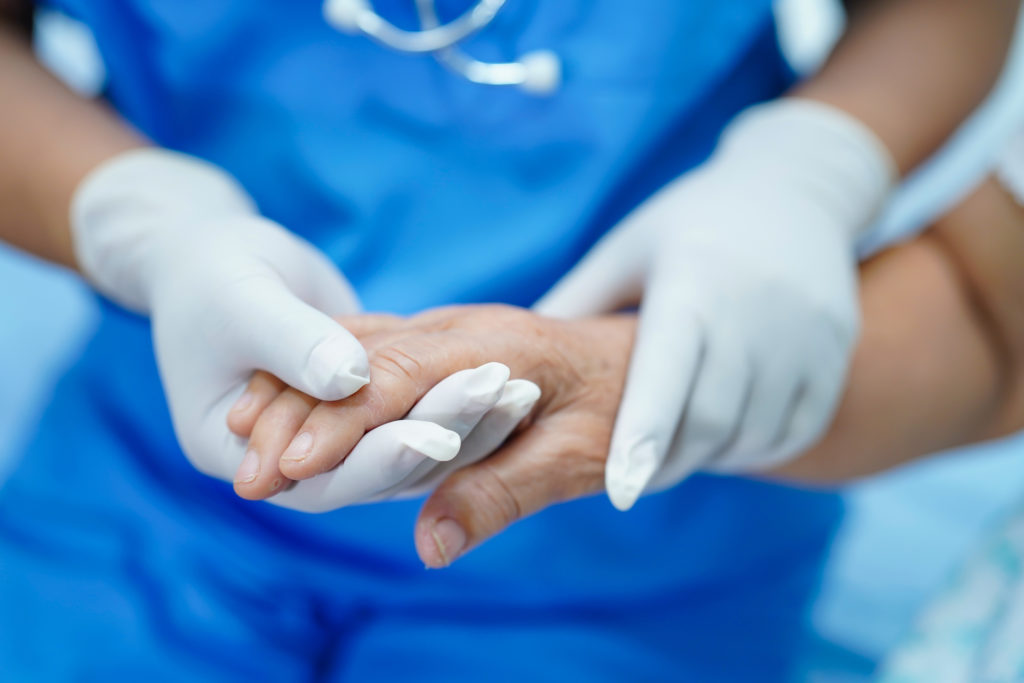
[518,49,561,95]
[323,0,369,34]
[323,0,561,95]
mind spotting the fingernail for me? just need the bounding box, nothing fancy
[400,421,461,462]
[269,477,284,493]
[231,391,254,413]
[282,432,314,463]
[235,449,260,484]
[429,518,466,568]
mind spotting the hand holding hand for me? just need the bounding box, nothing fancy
[231,305,634,566]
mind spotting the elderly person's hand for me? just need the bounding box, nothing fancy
[229,305,635,567]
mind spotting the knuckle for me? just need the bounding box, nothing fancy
[456,464,522,532]
[370,345,424,386]
[407,305,465,330]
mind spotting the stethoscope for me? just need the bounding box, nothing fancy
[323,0,562,95]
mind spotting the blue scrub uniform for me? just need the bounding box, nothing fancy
[0,2,842,680]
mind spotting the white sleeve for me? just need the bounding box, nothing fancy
[996,127,1024,207]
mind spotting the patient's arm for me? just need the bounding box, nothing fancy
[774,177,1024,482]
[227,176,1024,564]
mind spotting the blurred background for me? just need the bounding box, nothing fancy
[2,1,1023,680]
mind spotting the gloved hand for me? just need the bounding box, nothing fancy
[70,148,375,487]
[536,98,896,510]
[72,148,536,511]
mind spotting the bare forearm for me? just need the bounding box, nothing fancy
[0,17,144,269]
[798,0,1018,175]
[775,178,1024,483]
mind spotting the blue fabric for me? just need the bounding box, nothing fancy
[2,2,842,679]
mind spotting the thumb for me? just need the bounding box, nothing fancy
[415,420,604,568]
[231,278,370,401]
[533,223,646,318]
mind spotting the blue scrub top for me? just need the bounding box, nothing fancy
[3,2,843,679]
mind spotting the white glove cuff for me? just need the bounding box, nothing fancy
[718,98,899,240]
[70,148,258,312]
[996,128,1024,207]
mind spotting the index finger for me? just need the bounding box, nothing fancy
[277,332,507,481]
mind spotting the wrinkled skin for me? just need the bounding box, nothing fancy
[228,305,636,567]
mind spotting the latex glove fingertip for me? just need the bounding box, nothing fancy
[605,439,659,511]
[397,420,462,462]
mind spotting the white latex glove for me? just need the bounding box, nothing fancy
[377,377,542,501]
[71,149,375,488]
[72,148,537,512]
[536,99,896,510]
